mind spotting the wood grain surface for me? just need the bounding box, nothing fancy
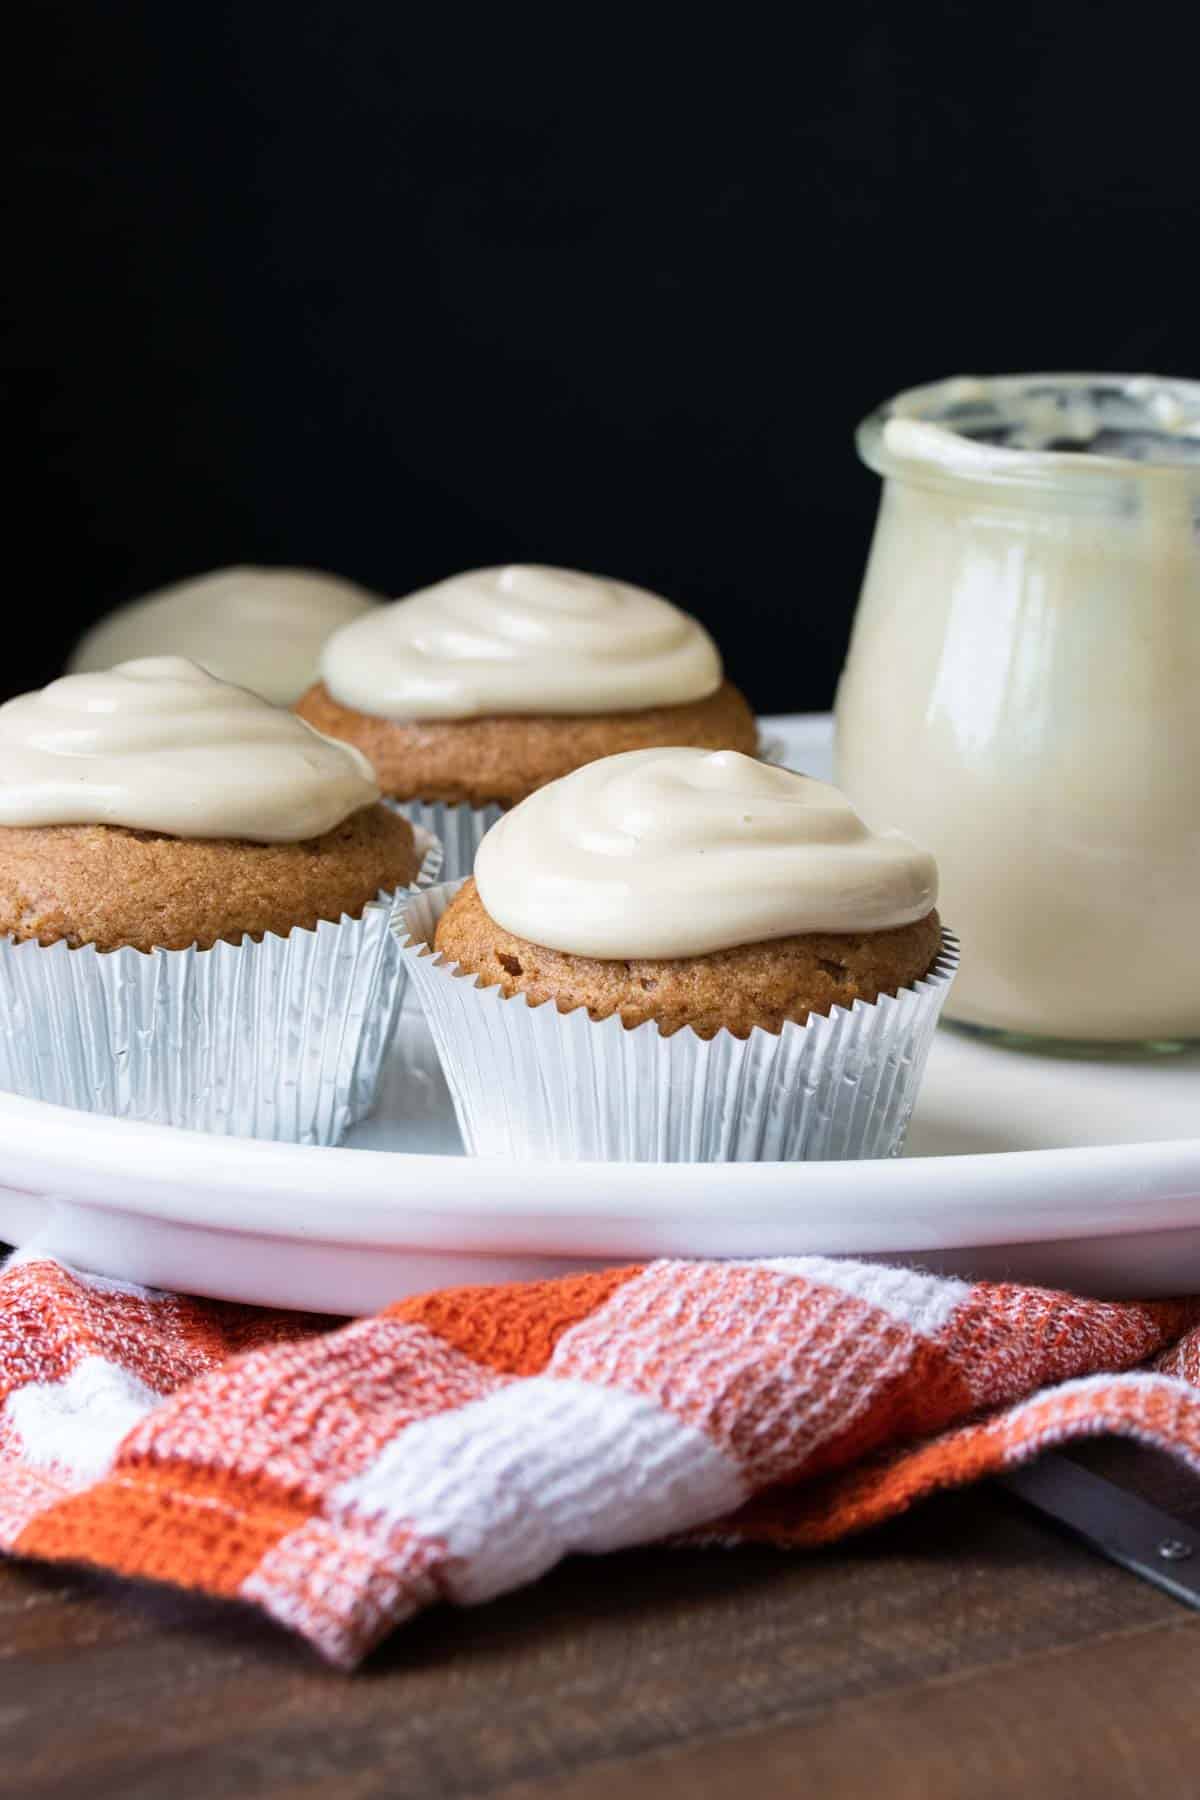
[1,1478,1198,1799]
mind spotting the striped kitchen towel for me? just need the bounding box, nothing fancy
[3,1250,1200,1667]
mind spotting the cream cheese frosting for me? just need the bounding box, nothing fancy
[473,747,937,959]
[0,657,381,843]
[69,566,378,705]
[319,564,723,720]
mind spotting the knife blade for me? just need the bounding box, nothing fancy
[1002,1453,1200,1607]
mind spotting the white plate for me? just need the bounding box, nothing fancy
[2,714,1198,1310]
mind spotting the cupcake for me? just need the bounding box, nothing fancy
[69,565,378,705]
[296,564,758,877]
[0,656,439,1143]
[399,748,957,1162]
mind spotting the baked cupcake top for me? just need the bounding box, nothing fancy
[69,565,377,705]
[319,564,723,720]
[474,747,938,958]
[0,656,381,843]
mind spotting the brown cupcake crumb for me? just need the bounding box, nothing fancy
[433,878,942,1040]
[0,803,420,953]
[295,679,760,806]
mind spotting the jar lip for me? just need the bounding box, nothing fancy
[858,372,1200,497]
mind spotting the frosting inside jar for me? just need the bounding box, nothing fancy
[473,747,937,958]
[69,565,378,705]
[838,372,1200,1039]
[0,657,381,843]
[320,564,723,720]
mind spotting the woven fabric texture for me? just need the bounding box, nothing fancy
[3,1251,1199,1667]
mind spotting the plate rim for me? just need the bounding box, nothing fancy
[1,1068,1198,1256]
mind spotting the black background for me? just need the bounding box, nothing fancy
[7,3,1198,712]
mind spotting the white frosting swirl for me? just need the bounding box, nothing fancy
[474,748,938,958]
[0,657,381,843]
[320,564,723,720]
[69,566,377,704]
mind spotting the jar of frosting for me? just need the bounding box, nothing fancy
[835,373,1200,1049]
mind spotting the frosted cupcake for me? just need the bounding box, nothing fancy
[296,564,758,877]
[399,748,958,1162]
[0,657,438,1143]
[69,565,378,705]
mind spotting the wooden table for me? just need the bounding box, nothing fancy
[3,1445,1198,1799]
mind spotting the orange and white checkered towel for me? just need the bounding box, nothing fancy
[3,1249,1200,1667]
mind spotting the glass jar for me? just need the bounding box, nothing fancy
[834,373,1200,1049]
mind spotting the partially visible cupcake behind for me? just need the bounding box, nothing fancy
[0,657,436,1143]
[69,565,378,705]
[296,564,758,876]
[399,747,957,1162]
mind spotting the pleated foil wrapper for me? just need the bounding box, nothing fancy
[386,797,505,883]
[389,734,787,885]
[0,829,443,1146]
[398,881,960,1164]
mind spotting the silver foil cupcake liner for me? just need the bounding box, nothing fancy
[387,797,505,883]
[397,881,960,1163]
[0,830,443,1146]
[390,733,786,884]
